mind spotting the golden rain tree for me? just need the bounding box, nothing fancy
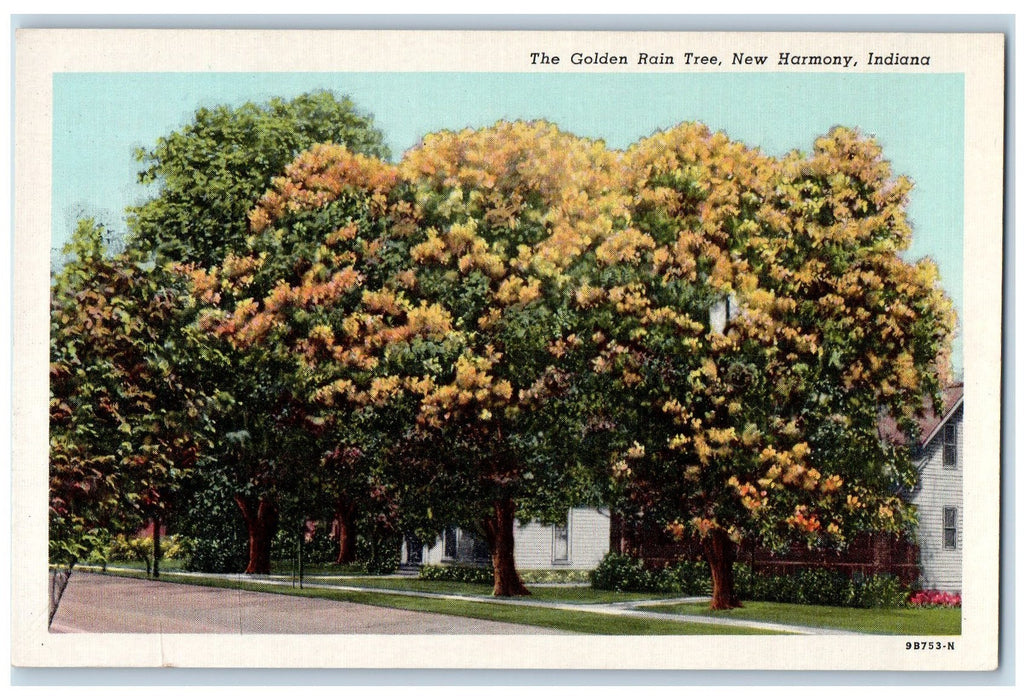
[390,121,630,596]
[189,144,416,573]
[585,124,955,609]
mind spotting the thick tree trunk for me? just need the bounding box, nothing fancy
[482,496,530,597]
[333,499,357,565]
[235,495,279,574]
[703,528,742,610]
[152,516,161,579]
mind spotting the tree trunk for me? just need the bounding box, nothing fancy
[482,496,530,597]
[235,495,279,574]
[151,516,161,579]
[703,528,742,610]
[333,498,357,565]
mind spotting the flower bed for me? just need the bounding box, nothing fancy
[908,590,961,607]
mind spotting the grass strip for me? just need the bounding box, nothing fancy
[647,600,962,635]
[310,576,666,604]
[100,570,780,636]
[103,566,670,604]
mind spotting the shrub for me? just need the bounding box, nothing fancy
[161,534,191,560]
[734,565,911,608]
[184,535,248,573]
[520,569,592,584]
[590,554,708,594]
[270,522,401,574]
[105,534,149,562]
[357,530,402,574]
[272,524,338,565]
[848,572,911,608]
[735,566,851,606]
[663,560,712,596]
[419,564,494,584]
[592,554,911,607]
[419,566,589,585]
[590,553,655,592]
[103,533,191,564]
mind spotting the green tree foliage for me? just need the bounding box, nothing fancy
[128,90,389,267]
[50,220,211,577]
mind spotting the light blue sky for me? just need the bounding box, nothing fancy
[52,72,964,372]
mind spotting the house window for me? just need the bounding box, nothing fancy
[552,515,570,563]
[467,533,490,562]
[443,527,490,564]
[943,507,958,550]
[943,422,957,468]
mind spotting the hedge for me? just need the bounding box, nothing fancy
[590,553,911,608]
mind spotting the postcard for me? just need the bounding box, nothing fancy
[12,28,1004,671]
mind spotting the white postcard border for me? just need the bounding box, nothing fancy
[12,28,1006,671]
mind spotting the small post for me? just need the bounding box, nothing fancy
[298,522,305,590]
[291,535,297,588]
[152,516,161,579]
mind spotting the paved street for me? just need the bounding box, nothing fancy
[49,572,564,635]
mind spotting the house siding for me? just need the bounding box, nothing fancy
[912,405,963,593]
[407,507,610,571]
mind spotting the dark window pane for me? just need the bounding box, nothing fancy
[471,535,490,562]
[943,423,957,468]
[553,524,569,562]
[943,507,957,549]
[943,443,957,467]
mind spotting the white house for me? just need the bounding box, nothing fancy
[907,384,964,593]
[401,507,611,571]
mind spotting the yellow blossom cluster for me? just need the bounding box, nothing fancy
[249,144,400,233]
[594,227,656,267]
[607,284,650,315]
[727,476,767,512]
[756,442,821,491]
[574,283,605,309]
[418,351,514,428]
[786,505,821,533]
[401,121,628,284]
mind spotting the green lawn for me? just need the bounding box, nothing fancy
[310,576,665,604]
[98,570,778,635]
[87,558,189,573]
[647,600,962,635]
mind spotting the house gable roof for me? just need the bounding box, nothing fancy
[879,384,964,449]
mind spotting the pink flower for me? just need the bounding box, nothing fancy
[909,590,961,607]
